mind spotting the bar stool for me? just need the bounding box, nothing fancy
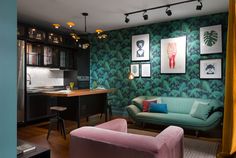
[47,106,67,140]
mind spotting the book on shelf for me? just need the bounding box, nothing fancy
[17,143,36,153]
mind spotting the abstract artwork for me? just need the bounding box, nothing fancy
[130,64,139,77]
[161,36,186,74]
[132,34,149,61]
[200,25,222,54]
[200,59,222,79]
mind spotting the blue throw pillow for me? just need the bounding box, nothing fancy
[149,103,168,113]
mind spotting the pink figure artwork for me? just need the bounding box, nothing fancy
[167,42,177,69]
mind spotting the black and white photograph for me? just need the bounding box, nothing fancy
[132,34,149,61]
[200,59,222,79]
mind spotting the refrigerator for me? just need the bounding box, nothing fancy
[17,40,25,123]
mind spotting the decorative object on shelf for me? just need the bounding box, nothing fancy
[161,36,186,74]
[96,29,108,39]
[48,32,63,44]
[28,27,46,41]
[124,0,203,23]
[200,25,222,54]
[130,64,139,77]
[141,63,151,77]
[132,34,149,61]
[200,58,222,79]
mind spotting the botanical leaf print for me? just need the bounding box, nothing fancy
[204,30,218,47]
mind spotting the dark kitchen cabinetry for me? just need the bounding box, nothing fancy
[18,23,78,70]
[77,48,90,88]
[26,94,57,122]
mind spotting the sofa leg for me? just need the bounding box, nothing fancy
[195,131,199,137]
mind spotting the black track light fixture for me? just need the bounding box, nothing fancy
[165,6,172,16]
[125,14,130,23]
[196,0,203,10]
[124,0,203,23]
[143,11,148,20]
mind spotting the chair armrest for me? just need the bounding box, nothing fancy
[155,126,184,158]
[126,104,141,121]
[96,118,127,133]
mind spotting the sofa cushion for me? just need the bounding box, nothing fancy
[149,103,168,113]
[142,100,157,112]
[190,102,212,120]
[132,96,161,110]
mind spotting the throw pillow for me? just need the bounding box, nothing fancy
[190,103,212,120]
[190,101,209,116]
[142,100,157,112]
[149,103,168,113]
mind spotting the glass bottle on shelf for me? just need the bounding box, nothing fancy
[48,33,63,44]
[28,28,46,41]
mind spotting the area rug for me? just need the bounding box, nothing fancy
[184,137,219,158]
[128,128,219,158]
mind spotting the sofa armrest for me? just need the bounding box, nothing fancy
[155,126,184,158]
[126,104,141,121]
[95,118,127,133]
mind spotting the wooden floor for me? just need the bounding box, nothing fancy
[17,115,222,158]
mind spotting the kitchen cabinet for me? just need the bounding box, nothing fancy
[26,93,57,122]
[18,23,79,70]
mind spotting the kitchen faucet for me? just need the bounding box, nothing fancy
[27,73,32,85]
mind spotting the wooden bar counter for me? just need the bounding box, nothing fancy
[43,89,114,127]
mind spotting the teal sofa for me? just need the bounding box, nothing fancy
[126,96,223,131]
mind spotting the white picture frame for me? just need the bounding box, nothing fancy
[130,64,139,77]
[161,36,186,74]
[200,25,222,54]
[200,59,222,79]
[132,34,149,61]
[141,63,151,77]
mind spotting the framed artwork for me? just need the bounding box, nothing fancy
[132,34,149,61]
[200,59,222,79]
[200,25,222,54]
[161,36,186,74]
[141,63,151,77]
[130,64,139,77]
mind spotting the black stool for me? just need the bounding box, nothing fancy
[47,106,67,140]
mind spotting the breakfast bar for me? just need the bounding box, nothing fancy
[43,89,114,127]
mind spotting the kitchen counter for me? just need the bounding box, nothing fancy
[42,89,114,97]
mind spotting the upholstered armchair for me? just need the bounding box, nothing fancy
[70,119,184,158]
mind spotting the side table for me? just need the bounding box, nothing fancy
[17,139,50,158]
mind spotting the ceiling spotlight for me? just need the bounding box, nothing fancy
[165,6,172,16]
[143,11,148,20]
[196,0,203,10]
[125,15,130,23]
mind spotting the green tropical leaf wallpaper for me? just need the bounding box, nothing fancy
[89,13,227,116]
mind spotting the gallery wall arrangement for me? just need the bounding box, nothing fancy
[89,13,228,116]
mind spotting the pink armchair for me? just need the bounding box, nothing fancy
[70,119,184,158]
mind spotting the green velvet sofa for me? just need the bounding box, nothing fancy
[126,96,223,131]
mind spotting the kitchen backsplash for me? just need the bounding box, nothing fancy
[27,67,64,87]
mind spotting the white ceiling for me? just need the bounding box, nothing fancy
[17,0,229,33]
